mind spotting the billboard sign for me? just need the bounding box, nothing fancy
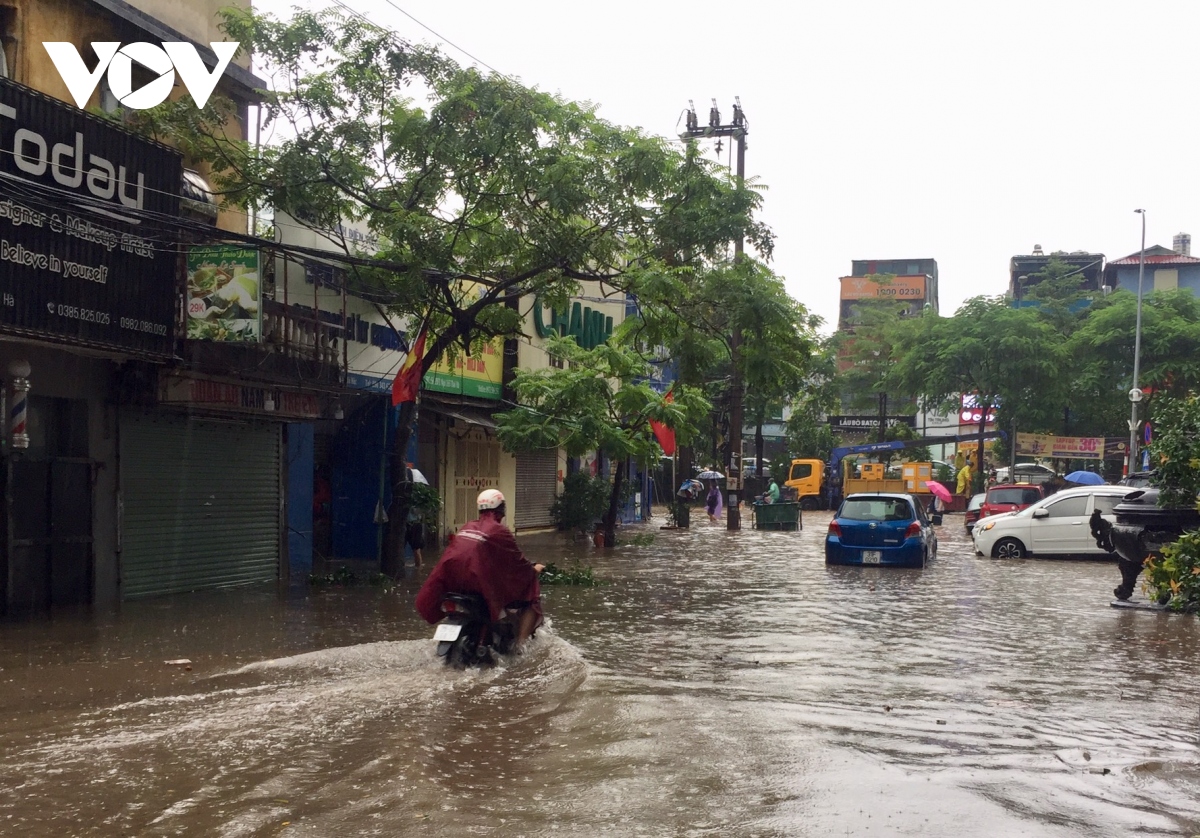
[1015,433,1105,460]
[839,275,926,301]
[0,77,180,355]
[186,246,261,342]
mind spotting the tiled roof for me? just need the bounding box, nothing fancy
[1109,253,1200,267]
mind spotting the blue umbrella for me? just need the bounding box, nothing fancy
[1064,470,1105,485]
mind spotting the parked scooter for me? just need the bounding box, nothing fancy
[432,593,518,668]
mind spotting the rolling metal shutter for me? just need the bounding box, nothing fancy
[120,412,281,599]
[515,449,558,530]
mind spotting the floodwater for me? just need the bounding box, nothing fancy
[2,514,1199,837]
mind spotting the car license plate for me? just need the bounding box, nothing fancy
[862,550,881,564]
[433,623,462,642]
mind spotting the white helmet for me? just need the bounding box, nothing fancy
[477,489,506,511]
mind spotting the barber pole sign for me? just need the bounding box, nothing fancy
[9,375,29,449]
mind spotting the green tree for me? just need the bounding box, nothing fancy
[783,338,840,459]
[831,284,915,440]
[888,297,1064,492]
[495,336,710,547]
[142,8,771,572]
[1068,289,1200,438]
[624,259,817,479]
[1020,255,1098,336]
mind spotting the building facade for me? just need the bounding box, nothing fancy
[0,0,271,613]
[1104,241,1200,296]
[1009,246,1106,301]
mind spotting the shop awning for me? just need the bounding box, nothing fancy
[438,405,497,430]
[182,169,218,221]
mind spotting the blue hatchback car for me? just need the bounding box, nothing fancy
[825,493,937,568]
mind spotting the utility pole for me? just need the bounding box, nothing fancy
[1128,208,1147,475]
[681,98,748,531]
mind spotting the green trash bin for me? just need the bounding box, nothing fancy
[753,501,801,531]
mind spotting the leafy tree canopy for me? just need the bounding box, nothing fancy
[139,6,773,368]
[495,335,711,545]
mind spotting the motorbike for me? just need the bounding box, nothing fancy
[432,592,518,668]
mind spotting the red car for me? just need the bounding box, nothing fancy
[981,483,1046,520]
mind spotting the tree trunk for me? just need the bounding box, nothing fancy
[602,457,627,548]
[755,418,764,476]
[383,400,417,579]
[975,401,989,495]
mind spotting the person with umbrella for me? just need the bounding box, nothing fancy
[925,480,952,525]
[697,470,724,523]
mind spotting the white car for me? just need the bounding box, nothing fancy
[972,485,1130,559]
[993,463,1057,485]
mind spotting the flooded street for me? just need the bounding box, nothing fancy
[2,514,1199,837]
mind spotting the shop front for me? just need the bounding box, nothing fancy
[0,77,181,615]
[116,373,322,600]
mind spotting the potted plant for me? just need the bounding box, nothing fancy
[550,471,609,540]
[409,482,442,546]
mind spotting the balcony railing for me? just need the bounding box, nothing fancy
[262,299,342,367]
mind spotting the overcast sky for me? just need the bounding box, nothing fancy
[254,0,1200,332]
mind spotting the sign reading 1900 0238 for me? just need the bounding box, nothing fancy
[0,77,181,355]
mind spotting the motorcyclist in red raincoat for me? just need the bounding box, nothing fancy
[415,489,545,644]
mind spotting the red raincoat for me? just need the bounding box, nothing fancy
[415,516,542,625]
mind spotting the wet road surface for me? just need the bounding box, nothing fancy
[1,514,1198,836]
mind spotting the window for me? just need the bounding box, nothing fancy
[1092,495,1122,515]
[839,498,911,522]
[1045,496,1088,518]
[988,488,1027,505]
[0,5,16,80]
[98,76,120,114]
[1153,269,1178,291]
[789,462,812,481]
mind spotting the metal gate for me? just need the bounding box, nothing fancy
[6,458,93,611]
[451,429,500,533]
[515,449,558,530]
[120,412,281,599]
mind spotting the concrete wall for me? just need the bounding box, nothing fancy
[1114,264,1200,295]
[5,0,252,232]
[124,0,252,65]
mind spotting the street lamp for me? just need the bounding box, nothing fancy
[1128,208,1147,474]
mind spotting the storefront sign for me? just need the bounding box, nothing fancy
[839,275,926,301]
[423,281,503,400]
[0,78,179,355]
[161,374,321,419]
[1016,433,1105,459]
[533,298,614,349]
[424,339,503,399]
[959,393,998,425]
[186,246,261,342]
[828,414,916,432]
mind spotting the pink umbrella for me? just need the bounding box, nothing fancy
[924,481,952,503]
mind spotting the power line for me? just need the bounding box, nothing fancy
[375,0,505,77]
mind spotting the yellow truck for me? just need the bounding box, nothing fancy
[785,457,935,510]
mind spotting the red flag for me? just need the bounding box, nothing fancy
[392,327,427,406]
[649,388,676,456]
